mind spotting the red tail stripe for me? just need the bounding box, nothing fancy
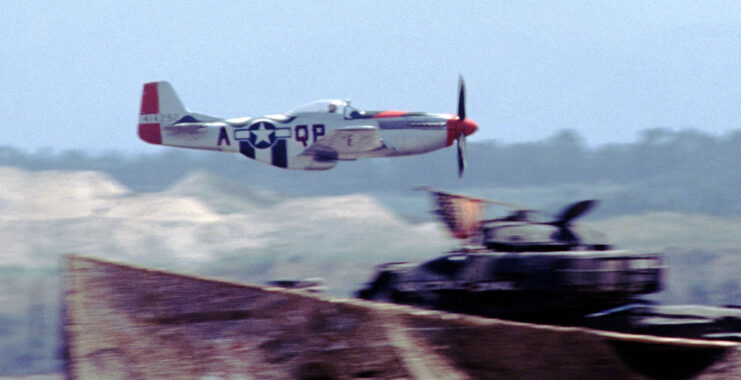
[140,82,159,114]
[138,123,162,145]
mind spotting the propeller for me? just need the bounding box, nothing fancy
[448,75,478,177]
[458,75,466,120]
[457,76,467,177]
[457,131,466,177]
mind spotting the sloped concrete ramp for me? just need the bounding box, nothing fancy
[64,256,740,379]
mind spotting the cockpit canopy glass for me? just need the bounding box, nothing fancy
[286,99,347,116]
[286,99,364,119]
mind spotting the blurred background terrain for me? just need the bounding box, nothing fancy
[2,129,741,375]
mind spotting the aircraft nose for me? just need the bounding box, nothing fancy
[461,118,478,136]
[446,116,478,145]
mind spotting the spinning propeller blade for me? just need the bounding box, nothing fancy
[458,75,466,121]
[457,132,466,177]
[455,75,473,177]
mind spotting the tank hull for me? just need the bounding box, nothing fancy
[357,249,663,324]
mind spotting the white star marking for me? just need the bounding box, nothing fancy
[251,123,274,145]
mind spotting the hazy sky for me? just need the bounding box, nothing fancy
[2,1,740,153]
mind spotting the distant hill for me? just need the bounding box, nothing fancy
[3,127,741,217]
[0,166,454,280]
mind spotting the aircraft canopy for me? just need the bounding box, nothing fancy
[286,99,347,115]
[286,99,366,118]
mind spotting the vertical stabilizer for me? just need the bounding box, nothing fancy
[138,81,188,145]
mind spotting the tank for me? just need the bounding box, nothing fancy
[355,190,741,377]
[357,192,664,324]
[357,249,662,323]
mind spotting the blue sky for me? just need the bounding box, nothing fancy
[2,1,740,153]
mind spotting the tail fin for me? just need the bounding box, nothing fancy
[138,81,188,145]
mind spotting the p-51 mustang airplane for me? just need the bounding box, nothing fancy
[138,78,478,176]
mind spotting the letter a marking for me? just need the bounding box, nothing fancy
[218,127,231,146]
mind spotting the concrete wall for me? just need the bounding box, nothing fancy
[64,256,740,379]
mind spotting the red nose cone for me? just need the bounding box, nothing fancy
[446,116,479,146]
[461,118,478,136]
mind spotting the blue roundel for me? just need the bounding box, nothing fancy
[248,121,276,149]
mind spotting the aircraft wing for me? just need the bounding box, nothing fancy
[299,126,385,161]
